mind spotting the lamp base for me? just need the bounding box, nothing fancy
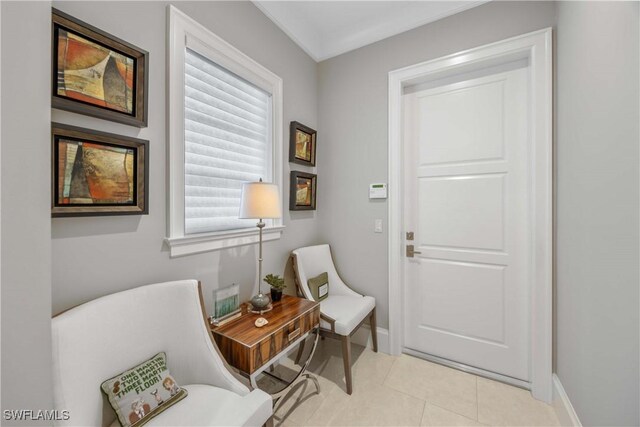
[250,292,271,311]
[248,304,272,315]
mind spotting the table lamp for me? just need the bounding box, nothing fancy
[239,179,282,312]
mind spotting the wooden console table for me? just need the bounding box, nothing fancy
[211,295,321,404]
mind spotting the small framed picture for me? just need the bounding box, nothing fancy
[290,171,317,211]
[52,123,149,217]
[52,8,149,127]
[289,121,316,166]
[213,283,241,323]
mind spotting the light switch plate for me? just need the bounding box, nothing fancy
[374,219,383,233]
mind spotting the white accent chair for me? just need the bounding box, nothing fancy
[291,244,377,394]
[52,280,273,427]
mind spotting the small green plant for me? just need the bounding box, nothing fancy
[264,274,285,290]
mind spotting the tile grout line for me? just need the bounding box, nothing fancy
[382,384,427,402]
[383,356,483,422]
[378,358,425,402]
[425,400,487,425]
[306,382,341,427]
[381,355,398,385]
[298,359,492,426]
[419,399,427,426]
[476,375,479,422]
[376,358,432,418]
[383,382,427,402]
[289,347,554,427]
[299,389,324,426]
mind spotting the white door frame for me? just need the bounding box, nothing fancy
[388,28,553,403]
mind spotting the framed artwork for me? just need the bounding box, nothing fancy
[212,283,241,324]
[52,8,148,127]
[52,123,149,217]
[290,171,317,211]
[289,121,316,166]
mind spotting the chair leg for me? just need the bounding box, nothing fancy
[341,335,353,395]
[369,308,378,353]
[294,338,306,365]
[263,416,274,427]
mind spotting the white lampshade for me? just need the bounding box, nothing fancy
[239,181,282,219]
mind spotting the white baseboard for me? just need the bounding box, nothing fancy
[552,374,582,426]
[350,325,390,354]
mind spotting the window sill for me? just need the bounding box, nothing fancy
[165,226,285,258]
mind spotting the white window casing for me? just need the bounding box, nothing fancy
[166,6,284,257]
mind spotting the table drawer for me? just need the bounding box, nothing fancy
[251,306,319,373]
[211,296,320,376]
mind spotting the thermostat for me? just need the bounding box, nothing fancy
[369,183,387,199]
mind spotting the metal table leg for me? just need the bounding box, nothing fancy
[248,326,321,410]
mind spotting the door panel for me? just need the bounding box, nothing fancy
[418,80,505,165]
[403,68,530,381]
[419,174,505,250]
[419,259,506,344]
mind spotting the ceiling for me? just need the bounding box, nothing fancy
[253,1,489,62]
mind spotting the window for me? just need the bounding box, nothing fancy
[167,6,283,257]
[184,49,271,234]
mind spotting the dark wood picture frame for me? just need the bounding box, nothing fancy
[52,123,149,217]
[52,8,149,127]
[290,171,317,211]
[289,121,317,166]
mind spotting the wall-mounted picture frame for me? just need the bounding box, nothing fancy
[289,121,316,166]
[52,8,149,127]
[52,123,149,217]
[290,171,317,211]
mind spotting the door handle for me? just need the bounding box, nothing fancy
[406,245,422,258]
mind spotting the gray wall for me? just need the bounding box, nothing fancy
[1,1,54,423]
[3,2,638,425]
[51,1,320,314]
[556,2,639,426]
[316,1,557,329]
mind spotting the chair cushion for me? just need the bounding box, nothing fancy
[109,384,272,427]
[320,295,375,335]
[308,272,329,301]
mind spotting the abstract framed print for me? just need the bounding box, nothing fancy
[289,121,316,166]
[290,171,317,211]
[52,8,148,127]
[52,123,149,217]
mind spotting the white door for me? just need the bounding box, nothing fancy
[403,67,530,381]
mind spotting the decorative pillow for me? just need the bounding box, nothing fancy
[101,352,187,427]
[308,272,329,301]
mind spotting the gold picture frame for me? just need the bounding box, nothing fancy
[289,121,316,166]
[290,171,317,211]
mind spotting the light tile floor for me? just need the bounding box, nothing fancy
[268,339,560,427]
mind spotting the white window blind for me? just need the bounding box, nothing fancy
[184,48,272,234]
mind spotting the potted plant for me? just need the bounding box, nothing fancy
[264,274,285,303]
